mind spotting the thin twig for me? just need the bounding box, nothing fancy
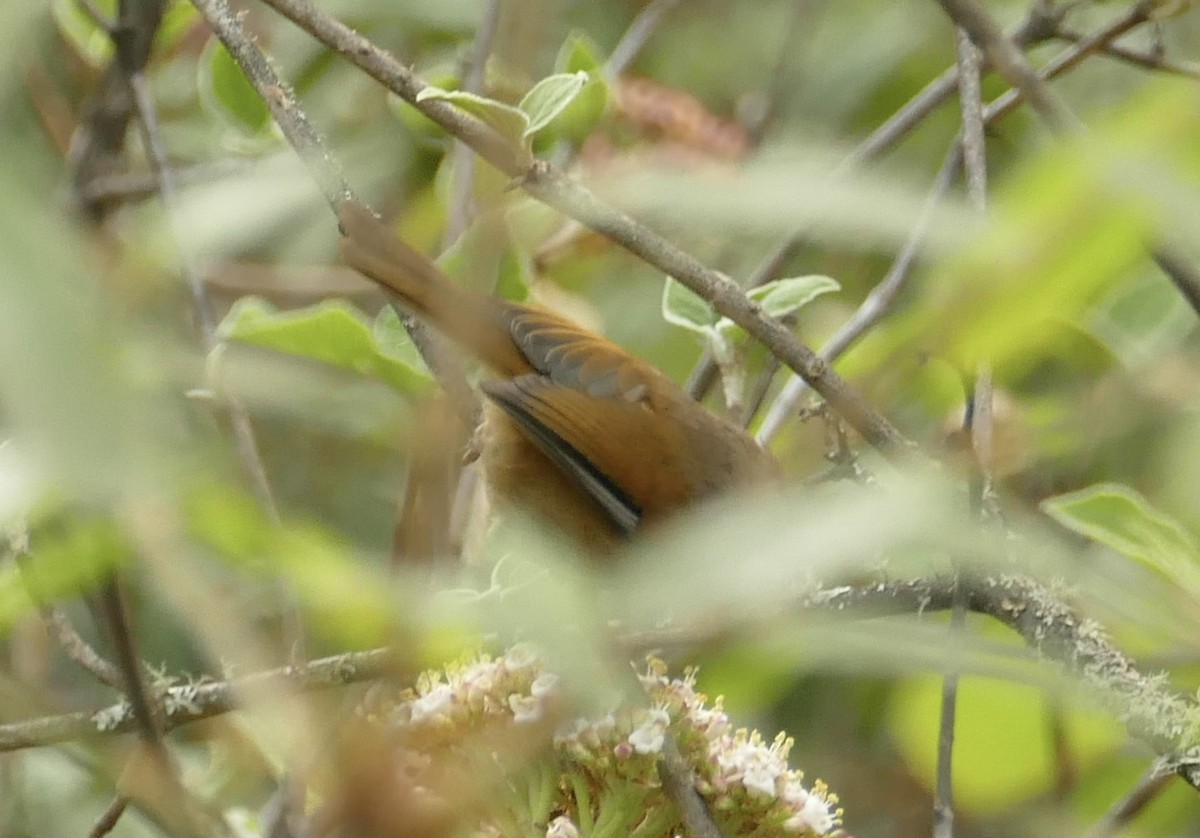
[192,0,481,429]
[88,795,129,838]
[659,733,724,838]
[757,145,961,443]
[956,32,987,213]
[95,580,218,836]
[604,0,682,80]
[933,0,1083,133]
[1053,27,1200,79]
[10,531,123,689]
[78,158,256,208]
[1090,760,1174,835]
[254,0,911,453]
[444,0,502,246]
[0,647,396,752]
[934,34,988,838]
[933,0,1200,317]
[67,0,167,217]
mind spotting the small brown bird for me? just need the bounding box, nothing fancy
[337,199,776,552]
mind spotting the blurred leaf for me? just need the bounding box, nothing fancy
[51,0,117,66]
[606,146,972,252]
[372,307,435,371]
[217,297,431,396]
[889,664,1124,814]
[415,86,529,145]
[0,515,129,636]
[199,37,272,136]
[1088,272,1195,367]
[438,214,531,302]
[747,275,840,319]
[1042,484,1200,601]
[849,82,1200,381]
[50,0,196,68]
[519,71,589,138]
[187,486,395,647]
[555,30,605,75]
[662,277,718,334]
[388,66,461,140]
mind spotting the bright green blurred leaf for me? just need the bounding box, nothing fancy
[518,72,589,138]
[51,0,197,68]
[662,277,718,334]
[199,37,272,135]
[848,82,1200,381]
[1042,483,1200,601]
[1088,273,1195,367]
[51,0,117,66]
[555,30,605,75]
[217,297,431,396]
[0,516,129,636]
[889,668,1124,814]
[187,485,395,647]
[415,86,529,145]
[747,275,840,319]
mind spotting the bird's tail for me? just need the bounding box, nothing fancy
[337,199,528,375]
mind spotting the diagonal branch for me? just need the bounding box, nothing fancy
[241,0,910,453]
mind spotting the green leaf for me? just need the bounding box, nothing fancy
[555,31,605,75]
[415,86,529,145]
[1042,483,1200,599]
[662,278,718,334]
[372,306,439,369]
[518,72,590,138]
[889,667,1123,814]
[51,0,116,66]
[187,486,396,648]
[748,275,840,319]
[218,298,431,396]
[0,516,129,636]
[199,37,271,135]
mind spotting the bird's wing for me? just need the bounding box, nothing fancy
[482,306,692,535]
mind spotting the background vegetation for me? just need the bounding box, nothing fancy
[3,0,1200,835]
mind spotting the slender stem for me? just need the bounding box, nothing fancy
[604,0,681,79]
[255,0,911,453]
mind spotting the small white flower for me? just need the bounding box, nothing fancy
[545,815,580,838]
[553,717,590,745]
[461,661,497,695]
[504,643,539,671]
[409,683,454,724]
[741,752,781,799]
[627,707,670,755]
[531,671,559,698]
[783,793,835,834]
[509,693,542,724]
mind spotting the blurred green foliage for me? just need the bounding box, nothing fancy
[2,0,1200,835]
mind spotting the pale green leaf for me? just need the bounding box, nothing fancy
[662,278,718,334]
[415,86,529,145]
[518,72,590,138]
[218,298,431,396]
[1042,483,1200,599]
[199,37,272,135]
[748,275,841,319]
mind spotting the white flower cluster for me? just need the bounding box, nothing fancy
[368,647,841,837]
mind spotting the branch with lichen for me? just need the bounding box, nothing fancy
[799,575,1200,790]
[4,574,1199,799]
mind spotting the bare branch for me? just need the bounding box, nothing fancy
[250,0,910,452]
[191,0,481,429]
[1091,760,1175,835]
[0,648,396,752]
